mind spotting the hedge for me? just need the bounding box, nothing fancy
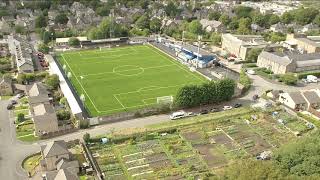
[297,71,320,79]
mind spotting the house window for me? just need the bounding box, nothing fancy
[56,155,58,158]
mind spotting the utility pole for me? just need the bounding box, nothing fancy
[109,9,114,39]
[182,31,185,45]
[197,35,202,68]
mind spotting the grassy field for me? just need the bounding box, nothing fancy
[57,45,206,116]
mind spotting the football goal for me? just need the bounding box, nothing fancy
[157,96,173,105]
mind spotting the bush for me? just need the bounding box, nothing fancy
[17,113,25,123]
[79,119,90,129]
[239,70,251,90]
[56,110,71,121]
[83,133,90,143]
[242,63,257,68]
[279,73,298,85]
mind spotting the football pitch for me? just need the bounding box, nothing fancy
[57,45,207,116]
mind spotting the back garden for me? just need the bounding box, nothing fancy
[87,107,314,179]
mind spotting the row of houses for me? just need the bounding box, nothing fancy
[274,89,320,118]
[27,82,59,137]
[7,35,34,73]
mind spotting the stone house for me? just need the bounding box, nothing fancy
[279,92,307,111]
[257,51,320,74]
[200,19,225,33]
[36,140,79,180]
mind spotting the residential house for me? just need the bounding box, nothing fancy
[67,2,101,30]
[161,19,182,30]
[286,34,320,53]
[301,23,319,33]
[257,51,320,74]
[266,90,283,99]
[34,140,79,180]
[251,24,264,33]
[48,9,59,27]
[221,34,273,60]
[32,103,59,136]
[200,19,225,33]
[27,82,50,106]
[27,82,59,136]
[279,92,307,110]
[0,18,11,34]
[0,75,13,96]
[40,141,70,170]
[302,90,320,110]
[270,23,287,33]
[179,9,193,20]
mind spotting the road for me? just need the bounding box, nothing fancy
[0,100,39,180]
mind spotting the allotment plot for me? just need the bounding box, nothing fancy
[57,45,206,116]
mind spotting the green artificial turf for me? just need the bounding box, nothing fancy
[57,45,206,116]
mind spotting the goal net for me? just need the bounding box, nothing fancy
[99,46,111,51]
[157,96,173,105]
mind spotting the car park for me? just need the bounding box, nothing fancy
[223,106,233,111]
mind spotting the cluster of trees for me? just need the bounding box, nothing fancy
[175,79,235,108]
[44,74,60,90]
[222,130,320,179]
[246,48,263,62]
[88,18,129,40]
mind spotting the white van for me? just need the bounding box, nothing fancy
[170,111,185,120]
[307,75,318,83]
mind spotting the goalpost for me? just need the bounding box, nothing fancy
[157,96,173,105]
[100,45,111,51]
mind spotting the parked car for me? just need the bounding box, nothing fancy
[252,94,259,101]
[186,112,196,117]
[247,70,256,75]
[16,93,25,99]
[223,106,233,111]
[234,103,242,108]
[199,109,209,115]
[7,104,13,110]
[210,108,219,112]
[170,111,185,120]
[264,102,273,108]
[10,100,17,105]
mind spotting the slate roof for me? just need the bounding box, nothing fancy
[288,92,307,104]
[303,91,320,104]
[41,140,69,158]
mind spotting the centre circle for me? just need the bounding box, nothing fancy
[113,65,144,76]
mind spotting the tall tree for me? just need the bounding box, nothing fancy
[35,14,47,28]
[188,20,203,35]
